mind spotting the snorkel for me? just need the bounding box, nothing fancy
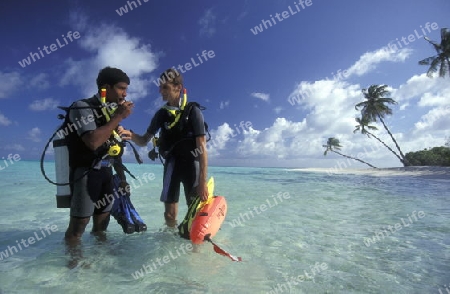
[166,88,187,129]
[100,88,122,156]
[180,88,187,110]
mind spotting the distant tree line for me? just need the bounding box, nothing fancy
[405,146,450,167]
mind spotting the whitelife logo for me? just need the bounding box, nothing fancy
[18,31,81,68]
[152,50,216,88]
[0,225,58,261]
[0,153,21,171]
[250,0,313,35]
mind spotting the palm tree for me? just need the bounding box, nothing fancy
[418,28,450,78]
[353,117,403,163]
[355,84,409,166]
[323,137,377,168]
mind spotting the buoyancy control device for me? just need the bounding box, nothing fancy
[41,89,142,208]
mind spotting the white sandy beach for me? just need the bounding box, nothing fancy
[291,166,450,180]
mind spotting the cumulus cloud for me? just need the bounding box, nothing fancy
[251,92,270,102]
[236,118,308,159]
[207,123,235,156]
[0,112,12,126]
[274,106,283,114]
[414,106,450,133]
[222,45,449,167]
[393,73,449,104]
[288,79,362,135]
[29,73,50,90]
[198,9,216,37]
[345,47,412,78]
[29,98,59,111]
[59,14,159,100]
[220,100,230,109]
[3,144,25,151]
[0,71,22,99]
[28,127,42,142]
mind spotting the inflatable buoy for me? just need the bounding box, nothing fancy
[190,196,227,244]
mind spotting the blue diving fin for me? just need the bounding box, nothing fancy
[111,174,135,234]
[124,195,147,232]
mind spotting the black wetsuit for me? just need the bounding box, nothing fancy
[146,103,206,205]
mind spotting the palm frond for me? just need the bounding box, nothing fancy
[420,28,450,78]
[418,56,436,65]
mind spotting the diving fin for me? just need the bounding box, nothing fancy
[111,174,136,234]
[124,195,147,232]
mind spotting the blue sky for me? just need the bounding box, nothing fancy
[1,0,449,168]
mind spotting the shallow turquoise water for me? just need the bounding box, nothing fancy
[0,161,449,293]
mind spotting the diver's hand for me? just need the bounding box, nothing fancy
[197,181,209,202]
[118,128,132,141]
[115,101,134,119]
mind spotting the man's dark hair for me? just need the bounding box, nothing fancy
[161,68,183,86]
[96,66,130,89]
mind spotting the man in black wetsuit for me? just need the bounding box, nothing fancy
[120,68,209,228]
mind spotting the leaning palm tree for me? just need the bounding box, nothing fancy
[323,137,377,168]
[355,84,409,166]
[418,28,450,78]
[353,117,403,163]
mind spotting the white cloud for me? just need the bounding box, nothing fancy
[288,79,362,134]
[29,98,59,111]
[237,10,248,21]
[251,92,270,102]
[414,106,450,133]
[0,71,22,99]
[0,112,12,126]
[59,18,159,100]
[274,106,283,114]
[198,9,216,37]
[3,144,25,151]
[220,100,230,109]
[207,123,235,156]
[30,73,50,90]
[236,118,308,159]
[28,127,42,142]
[390,73,450,137]
[345,47,412,78]
[220,45,450,168]
[393,73,449,104]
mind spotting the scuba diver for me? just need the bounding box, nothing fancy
[119,68,209,229]
[62,67,134,250]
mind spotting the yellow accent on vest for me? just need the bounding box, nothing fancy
[163,89,188,130]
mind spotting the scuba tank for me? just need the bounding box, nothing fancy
[41,89,117,208]
[53,135,71,208]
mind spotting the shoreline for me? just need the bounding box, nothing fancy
[290,166,450,180]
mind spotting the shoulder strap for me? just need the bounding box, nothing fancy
[57,96,102,113]
[180,102,211,142]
